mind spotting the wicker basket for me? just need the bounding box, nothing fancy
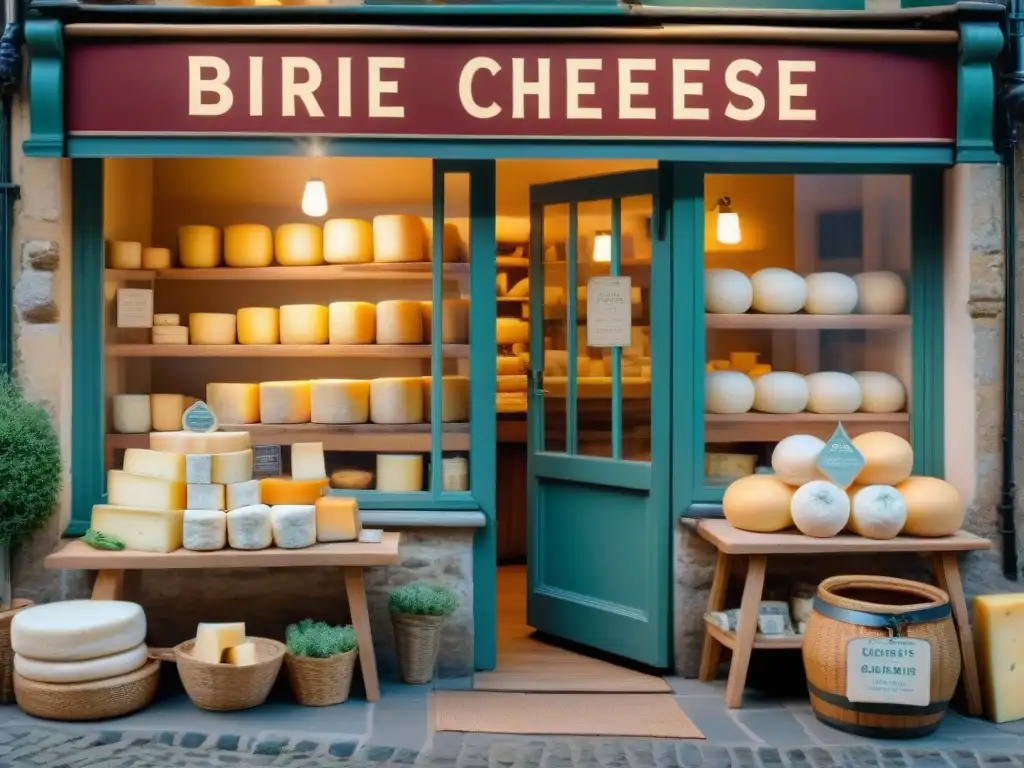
[284,648,358,706]
[14,659,160,721]
[802,575,961,739]
[0,599,33,705]
[391,612,444,684]
[169,636,285,711]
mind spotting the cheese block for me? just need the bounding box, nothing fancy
[376,301,424,344]
[192,622,246,664]
[421,218,464,262]
[186,454,212,485]
[311,379,370,424]
[270,505,316,549]
[152,326,189,345]
[106,241,143,270]
[211,449,254,485]
[260,476,330,505]
[974,594,1024,722]
[370,378,424,424]
[422,375,470,422]
[275,223,323,266]
[226,479,261,510]
[187,483,225,511]
[497,356,523,375]
[183,509,227,551]
[497,375,527,393]
[141,247,172,270]
[376,454,423,492]
[11,601,147,662]
[150,431,251,455]
[260,381,312,424]
[226,504,273,550]
[14,642,148,684]
[315,496,361,542]
[123,448,186,482]
[90,505,184,552]
[497,318,529,345]
[225,642,257,666]
[224,224,273,268]
[107,470,187,511]
[328,302,375,345]
[151,394,187,432]
[324,218,374,264]
[373,215,425,263]
[206,383,260,425]
[153,313,180,327]
[279,304,329,345]
[178,226,222,268]
[421,299,470,343]
[291,442,326,481]
[112,395,151,434]
[189,313,237,345]
[237,307,280,345]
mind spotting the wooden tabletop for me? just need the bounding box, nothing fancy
[45,533,401,570]
[697,520,990,555]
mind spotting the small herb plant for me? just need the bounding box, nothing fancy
[285,619,357,659]
[388,582,458,617]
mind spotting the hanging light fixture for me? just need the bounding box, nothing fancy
[592,231,612,263]
[301,178,328,218]
[715,197,741,245]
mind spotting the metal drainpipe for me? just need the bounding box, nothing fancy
[0,0,21,375]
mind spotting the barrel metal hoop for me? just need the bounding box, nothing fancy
[811,598,951,631]
[807,681,949,716]
[811,710,942,740]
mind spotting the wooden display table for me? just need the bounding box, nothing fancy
[695,520,990,714]
[45,534,401,702]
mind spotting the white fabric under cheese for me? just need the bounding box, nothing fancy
[112,395,152,434]
[750,268,807,314]
[224,224,274,268]
[324,218,374,264]
[705,371,755,414]
[328,302,376,344]
[805,372,863,414]
[271,505,317,549]
[753,372,809,414]
[370,378,424,424]
[11,600,147,662]
[14,643,149,684]
[704,269,753,314]
[183,509,228,551]
[311,379,370,424]
[226,504,273,549]
[804,272,859,315]
[373,215,425,263]
[376,301,424,344]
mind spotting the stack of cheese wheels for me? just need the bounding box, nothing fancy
[11,601,152,707]
[373,215,425,263]
[324,219,374,264]
[151,313,189,346]
[259,442,333,541]
[178,226,221,268]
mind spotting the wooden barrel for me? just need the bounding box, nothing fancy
[802,575,960,739]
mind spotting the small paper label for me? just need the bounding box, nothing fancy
[253,444,282,478]
[182,401,217,433]
[846,637,931,707]
[816,423,866,489]
[586,276,632,348]
[116,288,154,329]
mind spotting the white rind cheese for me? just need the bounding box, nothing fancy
[311,379,370,424]
[185,454,213,485]
[259,381,312,424]
[279,304,329,345]
[226,504,273,550]
[224,224,274,268]
[750,268,807,314]
[183,509,228,551]
[373,215,425,263]
[270,505,317,549]
[112,394,152,434]
[852,371,907,414]
[753,372,810,414]
[705,371,755,414]
[854,271,907,314]
[376,301,424,344]
[376,454,424,492]
[704,269,754,314]
[12,600,147,662]
[805,372,863,414]
[791,480,851,538]
[187,483,226,511]
[206,383,260,425]
[237,307,280,345]
[328,302,376,344]
[226,479,261,511]
[370,378,424,424]
[189,313,237,345]
[178,226,222,268]
[14,642,149,684]
[275,223,324,266]
[324,218,374,264]
[804,272,859,315]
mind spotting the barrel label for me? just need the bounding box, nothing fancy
[846,638,932,706]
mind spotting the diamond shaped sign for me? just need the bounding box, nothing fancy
[815,423,866,489]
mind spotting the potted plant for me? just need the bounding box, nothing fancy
[0,372,61,703]
[388,582,457,684]
[283,619,358,706]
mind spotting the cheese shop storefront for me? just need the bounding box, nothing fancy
[13,2,1006,679]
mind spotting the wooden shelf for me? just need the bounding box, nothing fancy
[704,620,804,651]
[106,344,470,359]
[106,263,469,282]
[705,314,910,330]
[706,412,909,443]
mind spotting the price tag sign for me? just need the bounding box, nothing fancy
[846,638,931,706]
[816,423,865,489]
[586,276,632,348]
[182,401,217,433]
[116,288,154,328]
[253,444,282,478]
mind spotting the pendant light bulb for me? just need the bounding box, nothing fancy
[715,197,741,245]
[592,232,612,263]
[302,178,328,218]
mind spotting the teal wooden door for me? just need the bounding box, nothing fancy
[525,170,671,667]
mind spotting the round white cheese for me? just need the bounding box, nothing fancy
[805,372,863,414]
[804,272,859,315]
[753,372,809,414]
[423,376,470,422]
[324,218,373,264]
[178,226,221,268]
[206,383,260,425]
[279,304,329,345]
[12,601,147,662]
[112,394,151,434]
[106,241,143,270]
[271,505,317,549]
[224,224,273,268]
[705,371,755,414]
[259,380,312,424]
[373,215,425,263]
[226,504,273,550]
[14,642,149,684]
[791,480,851,538]
[422,300,470,343]
[848,485,908,540]
[704,269,753,314]
[183,509,228,551]
[275,223,324,266]
[311,379,371,424]
[237,307,280,345]
[852,371,907,413]
[771,434,825,485]
[189,313,237,345]
[376,454,424,492]
[376,301,424,345]
[370,378,424,424]
[854,271,907,314]
[142,247,172,270]
[750,268,807,314]
[329,301,376,345]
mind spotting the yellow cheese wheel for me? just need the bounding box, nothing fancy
[324,219,373,264]
[260,476,329,505]
[141,247,172,270]
[311,379,371,424]
[422,376,470,422]
[206,382,260,424]
[106,241,143,270]
[376,455,424,492]
[497,318,530,346]
[851,431,914,486]
[189,313,236,345]
[224,224,273,268]
[370,378,424,424]
[722,475,795,533]
[150,394,187,432]
[236,307,279,345]
[376,301,424,344]
[279,304,329,345]
[421,218,464,262]
[259,380,312,424]
[178,226,222,268]
[275,224,324,266]
[372,215,425,263]
[896,476,964,537]
[421,299,470,343]
[328,302,375,344]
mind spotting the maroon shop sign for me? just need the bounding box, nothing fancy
[65,41,956,141]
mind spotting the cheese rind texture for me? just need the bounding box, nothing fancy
[376,454,424,492]
[328,302,376,345]
[324,218,374,264]
[224,224,274,268]
[315,496,361,542]
[107,470,187,511]
[90,505,184,553]
[370,378,424,424]
[237,307,280,345]
[11,601,147,662]
[211,449,254,485]
[187,483,226,511]
[975,594,1024,723]
[189,313,237,345]
[123,448,187,483]
[260,477,329,505]
[186,454,213,485]
[14,642,149,684]
[193,622,246,664]
[206,383,260,425]
[150,430,252,455]
[226,504,273,550]
[275,223,324,266]
[279,304,329,345]
[226,479,261,511]
[373,215,425,263]
[112,395,152,434]
[270,505,317,549]
[376,301,424,344]
[183,509,228,551]
[311,379,370,424]
[151,394,187,432]
[178,225,222,268]
[291,442,327,481]
[260,381,312,424]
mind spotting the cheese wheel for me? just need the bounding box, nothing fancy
[771,434,825,485]
[376,454,424,492]
[497,318,530,346]
[152,326,189,345]
[189,313,236,345]
[112,394,151,434]
[847,485,908,540]
[791,480,850,538]
[260,380,312,424]
[705,371,755,414]
[722,475,794,533]
[704,269,753,314]
[275,223,324,266]
[496,216,530,244]
[324,218,373,264]
[497,356,523,375]
[852,371,907,413]
[422,376,470,422]
[153,313,180,327]
[329,302,375,344]
[11,601,146,662]
[311,379,371,424]
[373,215,425,263]
[178,226,222,268]
[141,247,172,270]
[753,372,809,414]
[895,476,964,537]
[370,378,424,424]
[805,372,862,414]
[804,272,859,315]
[237,307,280,345]
[421,299,470,343]
[224,224,274,268]
[206,383,260,424]
[279,304,329,345]
[106,241,143,270]
[149,430,251,454]
[376,301,424,344]
[851,432,914,486]
[854,271,907,314]
[260,476,329,505]
[14,642,148,684]
[150,394,187,432]
[422,218,464,262]
[750,268,807,314]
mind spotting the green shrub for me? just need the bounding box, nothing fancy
[388,582,458,617]
[0,372,60,547]
[285,619,357,659]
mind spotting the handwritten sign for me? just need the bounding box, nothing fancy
[846,638,931,707]
[815,423,865,489]
[116,288,154,329]
[586,276,632,348]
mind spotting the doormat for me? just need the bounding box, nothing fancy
[432,691,704,739]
